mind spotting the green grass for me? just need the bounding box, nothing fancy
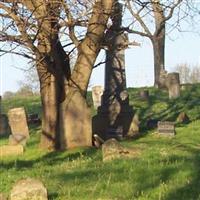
[1,85,200,200]
[1,95,41,116]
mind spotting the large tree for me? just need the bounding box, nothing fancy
[125,0,193,87]
[0,0,114,150]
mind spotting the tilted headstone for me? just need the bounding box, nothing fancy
[10,178,48,200]
[127,114,140,137]
[177,112,190,123]
[92,86,103,109]
[157,121,175,136]
[8,107,29,139]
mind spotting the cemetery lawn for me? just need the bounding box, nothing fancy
[1,84,200,200]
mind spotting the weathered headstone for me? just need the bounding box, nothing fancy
[93,2,139,140]
[127,114,140,138]
[59,90,92,149]
[10,178,48,200]
[166,73,180,99]
[92,86,103,109]
[159,70,180,99]
[139,90,149,101]
[0,145,24,157]
[102,138,140,161]
[177,112,189,123]
[157,121,175,136]
[8,107,29,139]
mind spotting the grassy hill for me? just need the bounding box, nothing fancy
[1,84,200,200]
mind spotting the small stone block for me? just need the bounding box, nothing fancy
[0,145,24,157]
[10,178,48,200]
[157,121,175,136]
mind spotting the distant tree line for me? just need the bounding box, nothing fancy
[173,63,200,84]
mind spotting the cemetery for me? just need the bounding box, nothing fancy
[1,83,200,199]
[0,0,200,200]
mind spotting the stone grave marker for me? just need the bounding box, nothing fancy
[157,121,175,136]
[93,2,139,140]
[177,112,190,123]
[139,90,149,101]
[92,86,104,109]
[166,73,180,99]
[10,178,48,200]
[8,107,29,139]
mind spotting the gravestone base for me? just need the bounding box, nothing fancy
[93,108,139,140]
[0,145,24,157]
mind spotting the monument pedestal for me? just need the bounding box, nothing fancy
[93,90,139,140]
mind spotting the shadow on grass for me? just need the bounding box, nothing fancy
[0,147,98,170]
[53,142,200,200]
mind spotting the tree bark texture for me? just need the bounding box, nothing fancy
[38,0,114,150]
[152,0,166,87]
[152,34,165,87]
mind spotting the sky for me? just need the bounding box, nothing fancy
[0,24,200,95]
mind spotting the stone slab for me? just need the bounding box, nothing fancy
[0,145,24,157]
[157,121,175,136]
[102,138,140,161]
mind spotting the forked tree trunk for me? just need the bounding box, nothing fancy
[58,0,114,149]
[37,0,113,150]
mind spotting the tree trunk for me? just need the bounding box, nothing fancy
[152,34,165,87]
[152,0,166,88]
[37,0,113,151]
[37,62,60,150]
